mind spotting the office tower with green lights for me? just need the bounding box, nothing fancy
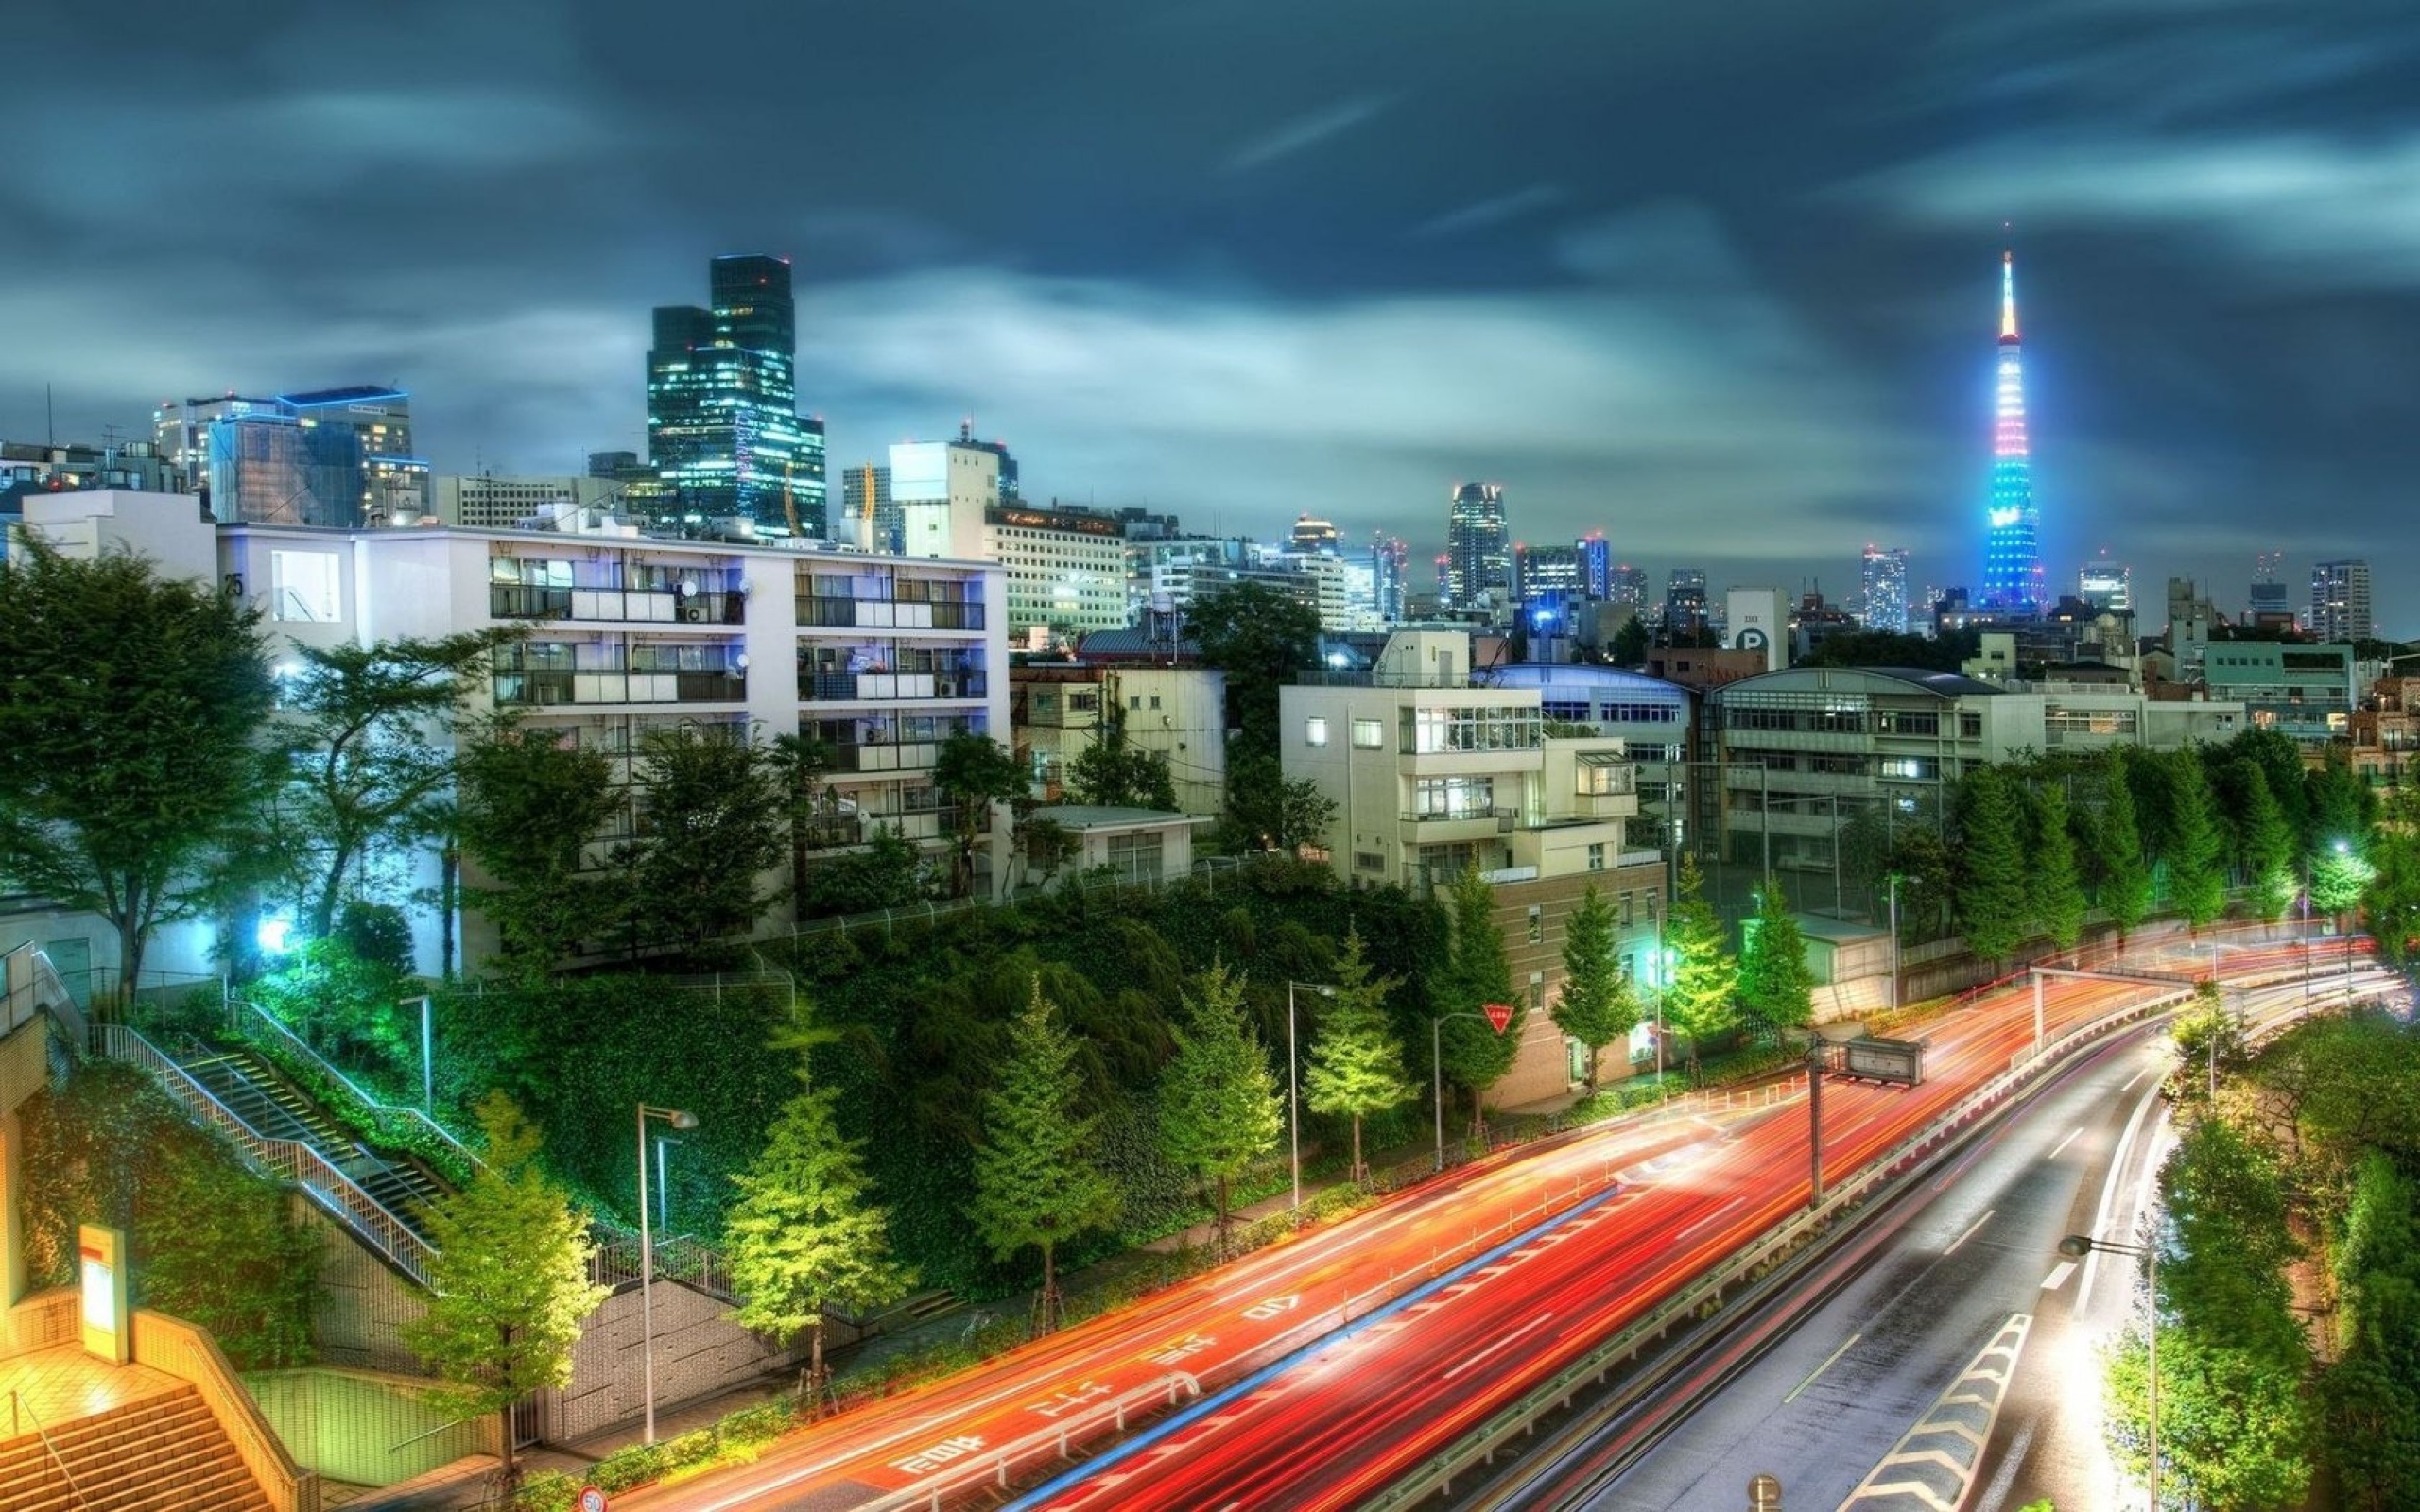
[646,254,826,535]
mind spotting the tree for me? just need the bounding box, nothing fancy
[1952,767,2030,963]
[1798,627,1979,672]
[1552,885,1640,1091]
[1737,884,1815,1039]
[2164,747,2228,933]
[1156,961,1284,1256]
[402,1092,606,1497]
[933,732,1025,899]
[1663,853,1737,1071]
[1435,867,1519,1131]
[1607,616,1649,668]
[268,630,515,941]
[770,730,836,905]
[618,724,787,952]
[2362,824,2420,966]
[2221,725,2311,858]
[0,540,275,992]
[1067,720,1179,812]
[2230,762,2299,924]
[968,981,1121,1332]
[722,998,912,1414]
[800,823,927,918]
[1221,753,1339,855]
[1303,929,1414,1183]
[2312,847,2376,923]
[1189,581,1321,765]
[2028,782,2087,951]
[454,718,624,974]
[2096,755,2154,943]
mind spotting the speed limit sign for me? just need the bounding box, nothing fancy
[578,1488,607,1512]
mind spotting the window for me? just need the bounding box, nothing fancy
[1352,719,1383,749]
[1130,695,1142,710]
[1305,717,1329,747]
[1619,891,1634,926]
[1106,830,1166,884]
[1960,713,1983,738]
[1149,694,1162,710]
[1587,842,1606,871]
[1412,776,1495,818]
[1529,971,1545,1008]
[1355,851,1386,872]
[270,550,342,623]
[1527,904,1544,944]
[1577,754,1634,796]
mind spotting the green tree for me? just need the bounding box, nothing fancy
[1068,720,1179,811]
[2228,762,2299,923]
[2312,846,2376,924]
[1156,960,1284,1256]
[722,998,912,1414]
[2307,755,2377,861]
[968,981,1122,1331]
[1607,616,1649,668]
[1190,581,1321,765]
[2028,782,2087,951]
[1552,885,1640,1091]
[2097,755,2154,943]
[1664,853,1737,1071]
[770,730,836,905]
[401,1092,606,1497]
[933,732,1026,899]
[2362,822,2420,966]
[618,724,787,952]
[1797,627,1979,672]
[454,718,624,974]
[1436,867,1519,1131]
[1303,929,1414,1183]
[1737,884,1815,1038]
[2324,1153,2420,1508]
[1952,767,2030,963]
[2165,747,2228,933]
[0,540,275,992]
[1220,753,1340,855]
[269,630,515,941]
[800,823,927,918]
[2221,726,2312,858]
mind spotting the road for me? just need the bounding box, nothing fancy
[1012,970,2176,1511]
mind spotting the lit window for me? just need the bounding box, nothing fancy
[1305,717,1329,747]
[269,550,342,623]
[1352,719,1383,748]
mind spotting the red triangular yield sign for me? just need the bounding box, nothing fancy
[1483,1002,1514,1034]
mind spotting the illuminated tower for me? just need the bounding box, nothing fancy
[1979,250,2045,613]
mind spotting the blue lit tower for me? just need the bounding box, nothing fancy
[647,254,826,535]
[1979,250,2045,613]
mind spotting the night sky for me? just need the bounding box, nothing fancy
[7,0,2415,630]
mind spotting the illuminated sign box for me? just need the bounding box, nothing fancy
[78,1224,130,1364]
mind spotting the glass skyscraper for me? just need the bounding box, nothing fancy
[1442,482,1511,612]
[1860,545,1910,633]
[647,254,826,535]
[1979,251,2046,614]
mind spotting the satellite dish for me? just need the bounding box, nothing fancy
[1150,590,1176,615]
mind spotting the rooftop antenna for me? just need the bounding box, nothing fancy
[46,383,55,449]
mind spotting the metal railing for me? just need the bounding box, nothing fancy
[2,945,89,1052]
[94,1023,435,1285]
[4,1388,94,1509]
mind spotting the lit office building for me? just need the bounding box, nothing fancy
[2079,555,2132,613]
[646,254,826,535]
[2310,559,2374,643]
[1859,545,1910,634]
[1442,482,1511,612]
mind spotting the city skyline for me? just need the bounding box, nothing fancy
[1,3,2412,629]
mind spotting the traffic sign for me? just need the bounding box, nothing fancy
[579,1487,608,1512]
[1482,1002,1513,1034]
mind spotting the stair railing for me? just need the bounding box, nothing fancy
[93,1022,434,1285]
[5,1388,95,1509]
[3,946,90,1056]
[230,997,489,1179]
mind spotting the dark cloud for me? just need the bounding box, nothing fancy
[2,0,2414,629]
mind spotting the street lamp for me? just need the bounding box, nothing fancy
[1431,1009,1508,1172]
[636,1103,700,1444]
[1286,981,1337,1210]
[2063,1233,2158,1510]
[400,995,434,1112]
[1884,872,1904,1016]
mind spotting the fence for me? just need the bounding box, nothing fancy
[771,851,1304,946]
[132,1309,321,1512]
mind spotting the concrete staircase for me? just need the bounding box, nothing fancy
[0,1386,272,1512]
[175,1046,448,1238]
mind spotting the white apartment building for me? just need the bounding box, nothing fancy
[10,490,1009,974]
[433,474,625,529]
[895,439,1126,640]
[1011,665,1227,816]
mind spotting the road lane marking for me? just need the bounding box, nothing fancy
[2079,1071,2169,1314]
[2040,1260,2076,1291]
[1782,1332,1861,1404]
[1944,1210,1995,1257]
[2120,1065,2152,1093]
[2048,1126,2082,1160]
[1676,1199,1744,1243]
[1443,1311,1557,1382]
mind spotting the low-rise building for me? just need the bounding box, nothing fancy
[2201,641,2357,746]
[1011,664,1227,816]
[2350,675,2415,793]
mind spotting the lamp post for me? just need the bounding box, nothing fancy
[1885,873,1903,1016]
[1432,1009,1506,1172]
[636,1103,699,1444]
[1650,898,1666,1087]
[2063,1233,2158,1509]
[401,995,434,1112]
[1286,981,1337,1211]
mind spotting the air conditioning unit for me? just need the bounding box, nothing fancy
[681,606,703,623]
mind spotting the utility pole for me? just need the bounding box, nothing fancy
[1806,1038,1824,1209]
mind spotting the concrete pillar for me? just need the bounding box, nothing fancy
[1,1105,26,1310]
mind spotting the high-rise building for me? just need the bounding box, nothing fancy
[1442,482,1511,612]
[1859,545,1910,633]
[841,463,894,550]
[1577,534,1611,598]
[154,394,278,498]
[645,254,826,535]
[1979,251,2046,614]
[2079,555,2132,613]
[2250,552,2289,621]
[1372,534,1409,624]
[2311,559,2374,643]
[281,387,428,523]
[1514,543,1581,604]
[1608,564,1648,610]
[1664,568,1708,636]
[1290,514,1340,555]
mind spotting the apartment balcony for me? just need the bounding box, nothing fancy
[796,595,985,631]
[830,740,942,774]
[492,584,745,626]
[800,671,989,703]
[1398,807,1518,841]
[493,669,747,707]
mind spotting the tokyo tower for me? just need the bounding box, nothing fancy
[1979,249,2046,613]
